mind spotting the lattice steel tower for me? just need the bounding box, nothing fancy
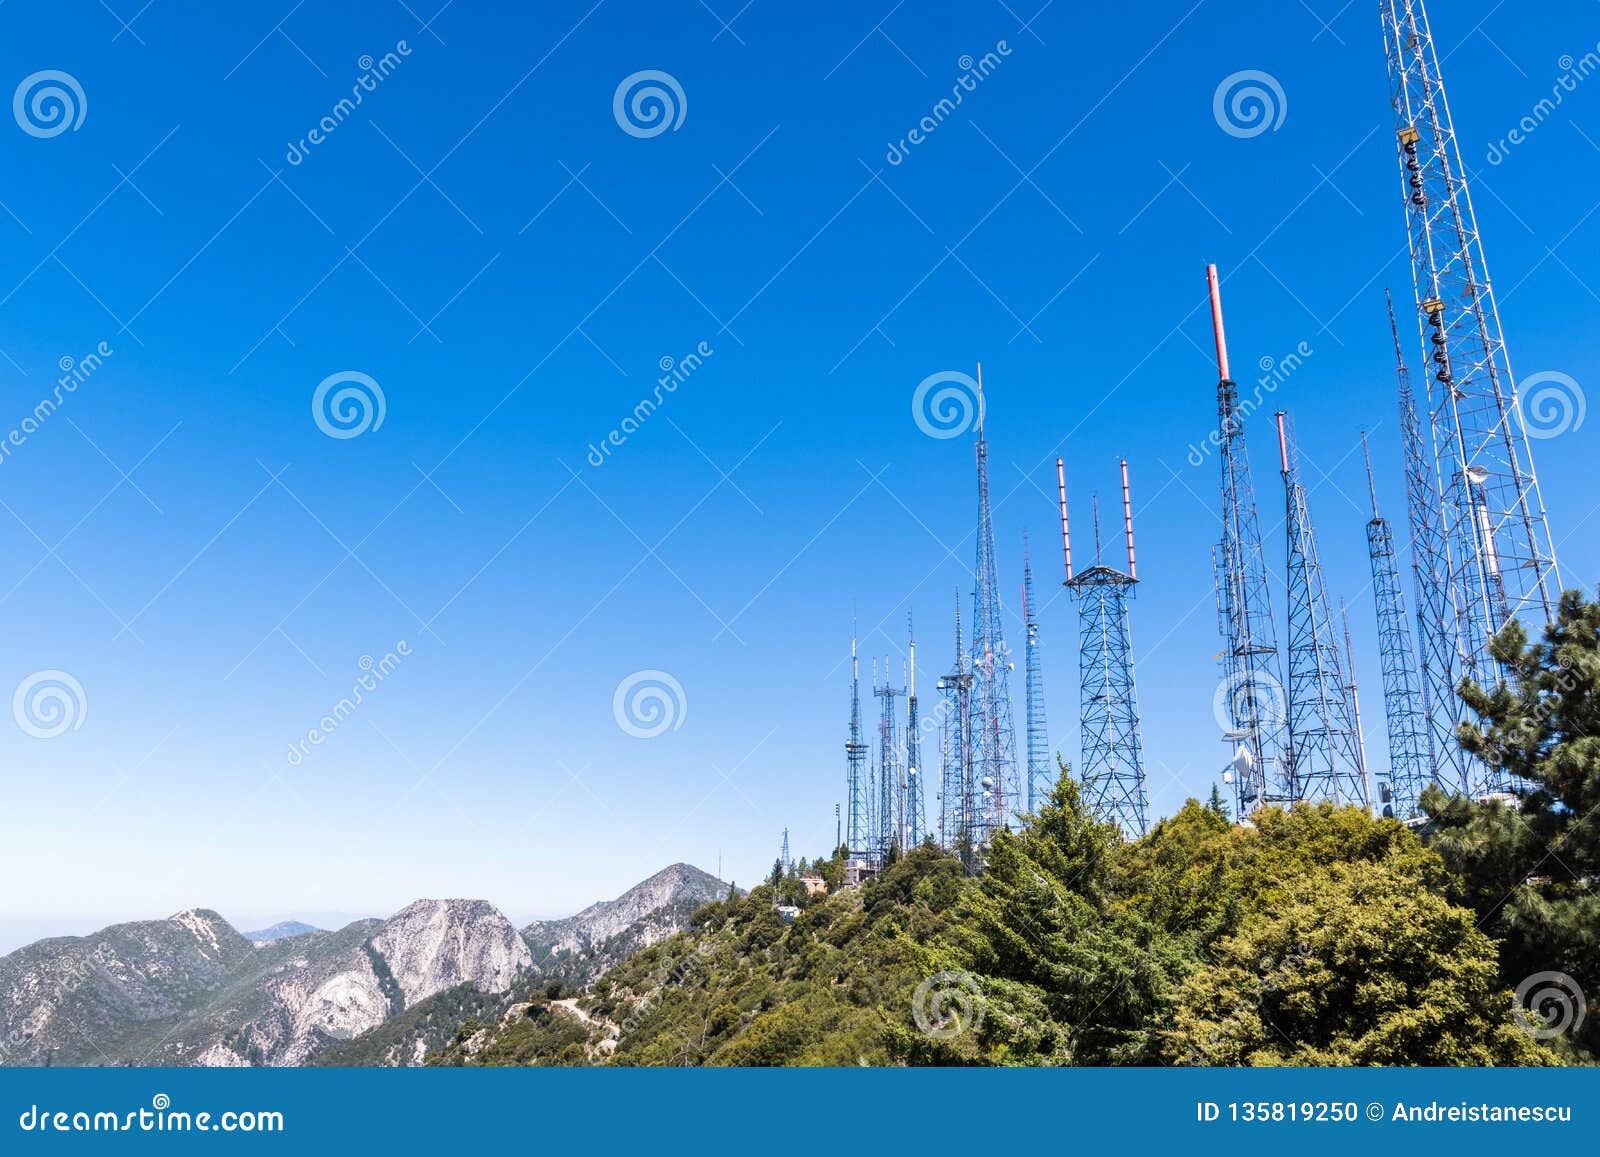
[1276,413,1370,807]
[874,659,905,862]
[1382,1,1562,795]
[1362,430,1433,820]
[904,616,928,846]
[1388,289,1467,794]
[1207,265,1288,815]
[1021,538,1052,814]
[968,365,1020,844]
[844,624,872,872]
[937,589,978,872]
[1060,457,1149,837]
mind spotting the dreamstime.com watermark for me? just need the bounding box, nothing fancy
[312,371,387,439]
[885,42,1012,165]
[911,970,986,1040]
[286,643,411,766]
[1518,370,1585,439]
[12,669,87,739]
[1211,670,1286,742]
[612,669,687,739]
[0,341,113,468]
[1213,70,1286,139]
[17,1095,283,1134]
[0,942,111,1062]
[286,42,412,165]
[614,940,717,1040]
[912,369,985,439]
[613,70,686,138]
[13,69,85,138]
[586,341,713,466]
[1186,341,1313,466]
[1512,971,1587,1040]
[1486,46,1600,165]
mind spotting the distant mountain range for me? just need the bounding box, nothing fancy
[241,921,320,943]
[0,865,730,1067]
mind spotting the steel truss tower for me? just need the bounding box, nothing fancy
[1021,540,1052,814]
[874,660,905,862]
[1388,290,1468,793]
[937,590,978,872]
[968,365,1020,845]
[904,618,928,847]
[1276,413,1370,807]
[1382,1,1561,796]
[1059,457,1149,837]
[844,626,873,874]
[1207,265,1288,815]
[1362,431,1433,819]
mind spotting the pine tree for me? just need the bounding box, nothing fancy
[1425,589,1600,1058]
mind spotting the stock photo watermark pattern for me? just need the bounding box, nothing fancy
[912,370,984,439]
[612,670,688,739]
[911,971,987,1040]
[612,70,687,139]
[1518,371,1585,439]
[312,371,387,439]
[12,670,87,740]
[1212,70,1286,139]
[12,70,86,139]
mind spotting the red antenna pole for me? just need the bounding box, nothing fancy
[1056,457,1073,582]
[1275,411,1290,475]
[1206,263,1231,382]
[1120,458,1137,581]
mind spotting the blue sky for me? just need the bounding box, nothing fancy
[0,0,1596,944]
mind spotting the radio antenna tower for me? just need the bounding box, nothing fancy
[968,364,1020,847]
[1387,289,1466,793]
[904,615,928,846]
[1207,265,1287,815]
[844,621,872,878]
[874,659,905,862]
[1022,538,1052,814]
[1382,1,1561,795]
[937,588,978,873]
[1276,412,1370,807]
[1361,430,1432,819]
[1061,457,1149,837]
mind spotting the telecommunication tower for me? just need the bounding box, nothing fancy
[1361,430,1433,819]
[1060,457,1149,837]
[1022,540,1052,814]
[1382,1,1562,795]
[1276,412,1370,807]
[1207,265,1288,815]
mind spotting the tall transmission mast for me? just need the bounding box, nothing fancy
[1061,457,1149,837]
[1021,538,1052,813]
[1276,412,1370,807]
[904,616,928,846]
[1388,289,1468,793]
[779,828,792,875]
[1382,1,1561,798]
[1362,430,1433,819]
[1207,265,1287,815]
[844,623,872,877]
[937,589,977,872]
[968,364,1020,846]
[874,659,905,862]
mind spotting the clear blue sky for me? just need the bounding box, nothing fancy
[1,0,1596,942]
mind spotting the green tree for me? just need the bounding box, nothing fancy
[898,773,1187,1065]
[1425,590,1600,1058]
[1160,858,1550,1066]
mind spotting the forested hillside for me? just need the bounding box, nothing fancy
[441,594,1600,1067]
